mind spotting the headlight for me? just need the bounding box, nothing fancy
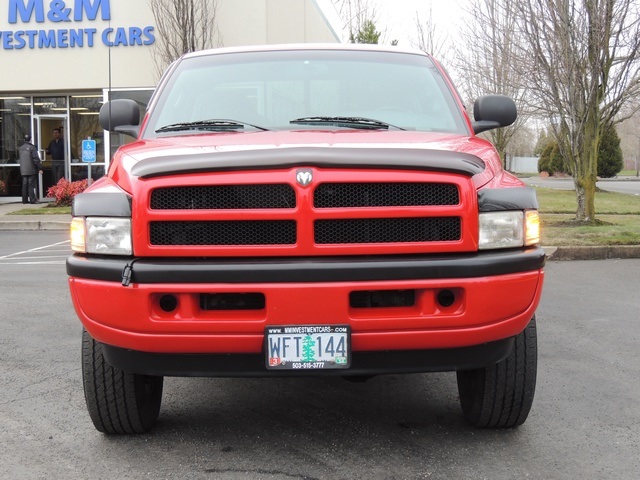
[70,217,132,255]
[479,210,540,250]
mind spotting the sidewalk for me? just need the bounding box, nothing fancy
[1,198,639,260]
[0,199,71,231]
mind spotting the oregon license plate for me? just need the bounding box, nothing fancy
[265,325,350,370]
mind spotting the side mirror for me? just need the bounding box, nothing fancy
[472,95,517,134]
[99,99,140,138]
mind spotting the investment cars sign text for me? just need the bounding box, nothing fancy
[2,0,155,50]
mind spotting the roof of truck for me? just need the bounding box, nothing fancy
[182,43,431,60]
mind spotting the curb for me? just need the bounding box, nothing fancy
[544,245,640,261]
[0,221,70,231]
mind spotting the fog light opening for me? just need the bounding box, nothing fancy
[159,294,178,312]
[437,290,456,308]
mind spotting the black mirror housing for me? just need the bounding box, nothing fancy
[472,95,517,134]
[99,99,141,137]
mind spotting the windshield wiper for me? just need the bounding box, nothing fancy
[156,119,269,133]
[289,116,405,131]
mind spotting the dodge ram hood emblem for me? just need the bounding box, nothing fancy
[296,169,313,186]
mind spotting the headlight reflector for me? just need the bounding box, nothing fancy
[479,211,524,250]
[70,217,132,255]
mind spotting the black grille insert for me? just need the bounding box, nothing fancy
[150,221,296,245]
[350,290,416,308]
[200,293,265,310]
[315,217,461,244]
[151,184,296,210]
[314,183,459,208]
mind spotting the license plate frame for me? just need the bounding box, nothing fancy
[265,325,351,370]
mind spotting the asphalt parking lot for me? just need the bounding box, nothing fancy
[0,231,638,479]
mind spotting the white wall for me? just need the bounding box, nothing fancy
[510,157,539,174]
[0,1,156,91]
[217,0,341,46]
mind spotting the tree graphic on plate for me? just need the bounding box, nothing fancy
[301,335,316,362]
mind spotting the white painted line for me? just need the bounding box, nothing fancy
[0,261,65,265]
[0,240,70,260]
[3,255,68,260]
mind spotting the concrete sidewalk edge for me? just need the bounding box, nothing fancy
[0,220,70,231]
[543,245,640,261]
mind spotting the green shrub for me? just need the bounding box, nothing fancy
[538,143,553,173]
[538,141,569,175]
[598,126,624,178]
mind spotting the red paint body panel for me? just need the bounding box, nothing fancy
[69,269,543,354]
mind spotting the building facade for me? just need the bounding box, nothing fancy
[0,0,341,199]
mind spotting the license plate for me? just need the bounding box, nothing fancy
[265,325,350,370]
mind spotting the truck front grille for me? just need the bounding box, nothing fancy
[150,220,296,245]
[314,183,459,208]
[138,171,474,255]
[151,184,296,210]
[315,217,461,244]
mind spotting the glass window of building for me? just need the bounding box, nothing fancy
[0,97,31,197]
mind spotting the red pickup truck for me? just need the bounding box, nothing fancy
[68,44,545,434]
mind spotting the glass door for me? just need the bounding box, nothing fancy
[35,115,68,198]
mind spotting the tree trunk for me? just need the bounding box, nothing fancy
[574,111,600,222]
[493,128,508,169]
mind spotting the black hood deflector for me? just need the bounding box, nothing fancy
[130,147,486,178]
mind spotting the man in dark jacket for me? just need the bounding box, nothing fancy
[18,134,43,204]
[46,127,65,184]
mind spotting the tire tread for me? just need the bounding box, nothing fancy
[457,316,537,428]
[81,329,163,434]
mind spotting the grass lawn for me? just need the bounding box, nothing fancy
[8,205,71,215]
[533,187,640,246]
[542,214,640,246]
[534,187,640,215]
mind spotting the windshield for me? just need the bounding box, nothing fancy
[143,49,468,138]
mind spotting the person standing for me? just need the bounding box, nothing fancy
[18,134,43,204]
[46,127,65,184]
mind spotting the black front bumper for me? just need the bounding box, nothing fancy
[102,337,515,377]
[67,247,546,284]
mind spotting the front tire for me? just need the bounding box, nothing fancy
[456,316,537,428]
[81,329,163,434]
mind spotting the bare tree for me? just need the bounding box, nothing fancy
[334,0,379,43]
[412,7,448,60]
[453,0,527,166]
[149,0,222,78]
[514,0,640,222]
